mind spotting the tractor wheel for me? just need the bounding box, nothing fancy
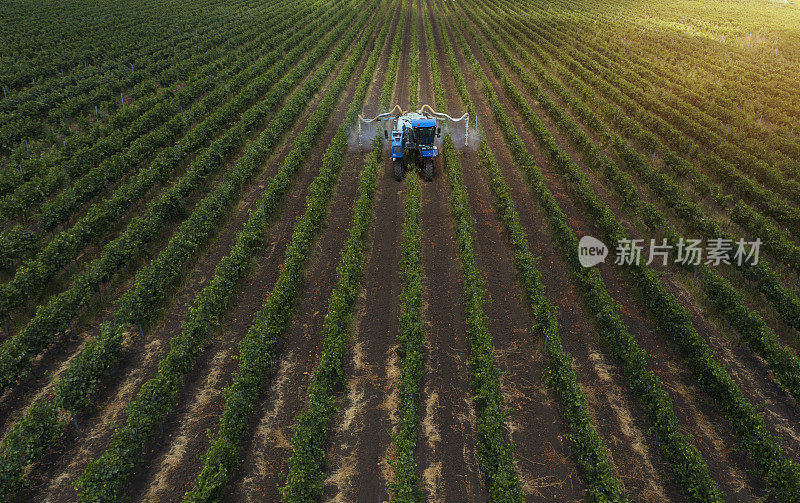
[423,158,434,182]
[394,159,405,181]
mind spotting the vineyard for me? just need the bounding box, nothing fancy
[1,0,800,500]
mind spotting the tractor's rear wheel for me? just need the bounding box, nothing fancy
[394,159,405,181]
[423,159,434,182]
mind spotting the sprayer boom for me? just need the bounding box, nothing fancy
[358,104,470,147]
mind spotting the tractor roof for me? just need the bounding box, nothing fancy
[411,117,436,128]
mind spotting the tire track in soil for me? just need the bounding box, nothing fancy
[220,102,360,503]
[0,39,335,437]
[455,10,769,499]
[417,0,432,109]
[320,1,414,500]
[19,40,355,503]
[412,5,486,501]
[459,125,588,500]
[416,150,486,503]
[218,6,403,501]
[439,8,685,501]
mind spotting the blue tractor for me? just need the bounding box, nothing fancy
[387,112,439,181]
[360,105,469,182]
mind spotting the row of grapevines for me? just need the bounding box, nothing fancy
[506,6,800,238]
[553,0,800,165]
[0,0,300,230]
[442,136,524,502]
[0,2,343,318]
[283,0,411,494]
[389,173,425,502]
[535,10,800,206]
[0,4,356,393]
[0,6,361,496]
[112,3,356,330]
[379,0,408,111]
[441,5,724,500]
[33,0,301,232]
[477,140,626,502]
[535,5,800,183]
[451,5,800,500]
[387,7,444,499]
[0,0,242,150]
[76,6,386,501]
[422,3,445,119]
[430,14,523,498]
[731,203,800,273]
[465,1,800,404]
[0,30,282,271]
[478,0,800,332]
[0,0,221,98]
[184,6,395,500]
[408,0,420,109]
[282,139,383,501]
[435,6,626,500]
[573,15,800,181]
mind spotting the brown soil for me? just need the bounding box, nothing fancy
[505,17,800,456]
[6,3,797,502]
[19,28,365,503]
[476,0,800,468]
[441,5,689,500]
[0,34,336,437]
[452,4,780,498]
[429,5,588,500]
[401,6,487,501]
[127,26,384,503]
[4,30,274,335]
[318,2,410,502]
[216,5,404,502]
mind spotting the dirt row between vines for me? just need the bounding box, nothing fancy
[217,3,404,500]
[452,1,800,499]
[2,12,279,338]
[8,2,800,501]
[18,16,381,502]
[318,0,412,501]
[0,13,339,440]
[483,0,800,464]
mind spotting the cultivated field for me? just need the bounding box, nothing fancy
[1,0,800,501]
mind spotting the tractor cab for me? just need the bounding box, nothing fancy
[409,114,438,159]
[390,112,439,161]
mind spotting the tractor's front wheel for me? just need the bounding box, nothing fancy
[394,159,405,181]
[423,158,434,182]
